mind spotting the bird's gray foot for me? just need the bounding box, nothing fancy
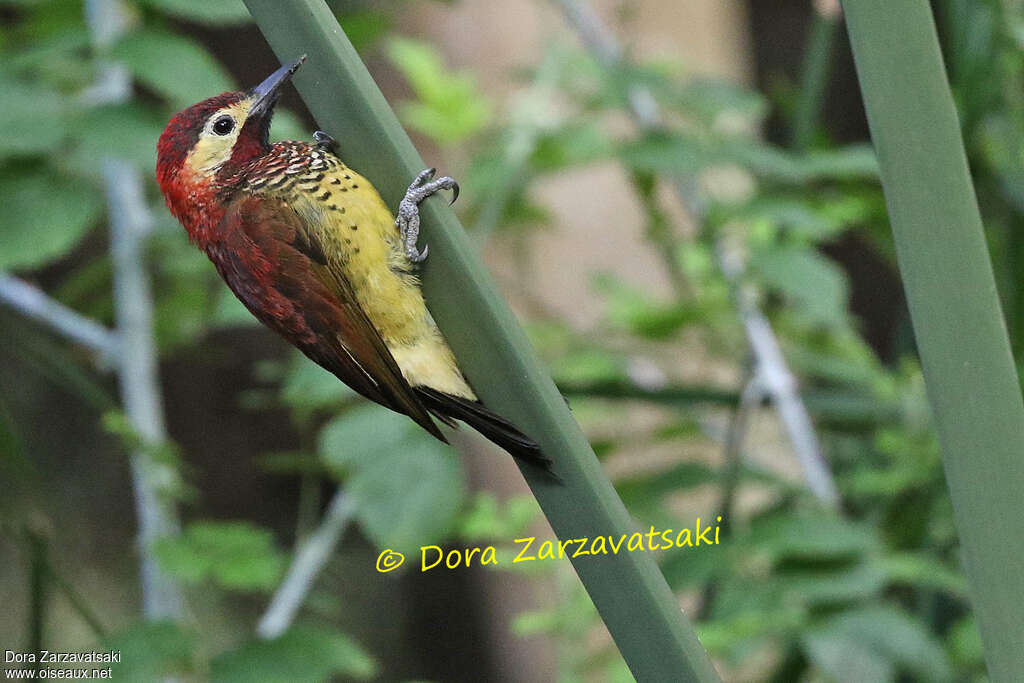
[313,130,337,149]
[395,168,459,264]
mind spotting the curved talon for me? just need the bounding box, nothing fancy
[407,243,429,263]
[448,182,460,206]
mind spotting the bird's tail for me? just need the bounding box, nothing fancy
[414,386,553,474]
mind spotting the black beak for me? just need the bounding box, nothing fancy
[249,55,306,119]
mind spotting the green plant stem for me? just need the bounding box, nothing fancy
[630,170,690,299]
[559,379,740,408]
[560,379,901,428]
[1004,211,1024,358]
[242,1,719,679]
[697,365,757,621]
[47,568,107,639]
[27,528,46,673]
[843,1,1024,678]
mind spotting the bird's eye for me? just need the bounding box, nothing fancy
[212,115,235,136]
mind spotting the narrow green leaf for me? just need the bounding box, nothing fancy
[879,552,968,597]
[616,463,718,508]
[774,561,886,605]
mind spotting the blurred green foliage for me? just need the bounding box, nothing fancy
[1,0,1021,680]
[154,520,286,590]
[376,2,1015,681]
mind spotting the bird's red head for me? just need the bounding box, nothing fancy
[156,56,306,243]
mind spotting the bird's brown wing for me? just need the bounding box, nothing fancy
[214,194,446,441]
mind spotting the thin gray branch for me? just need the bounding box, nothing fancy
[0,274,119,362]
[105,159,184,620]
[553,0,839,505]
[88,0,184,620]
[257,490,356,639]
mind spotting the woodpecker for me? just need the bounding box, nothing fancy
[156,56,549,471]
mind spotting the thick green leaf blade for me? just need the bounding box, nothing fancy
[845,2,1024,678]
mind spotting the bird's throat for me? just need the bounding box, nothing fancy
[160,168,228,250]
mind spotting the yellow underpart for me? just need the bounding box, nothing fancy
[288,164,475,400]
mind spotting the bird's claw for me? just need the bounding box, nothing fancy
[406,243,429,263]
[313,130,337,149]
[395,168,459,266]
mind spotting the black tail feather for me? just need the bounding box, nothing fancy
[415,387,553,474]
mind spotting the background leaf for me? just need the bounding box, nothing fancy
[752,246,849,327]
[319,403,465,554]
[0,75,67,158]
[211,624,377,683]
[0,169,102,271]
[104,622,197,682]
[113,29,235,108]
[154,521,286,590]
